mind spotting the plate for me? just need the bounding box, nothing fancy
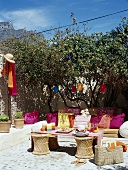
[75,131,89,137]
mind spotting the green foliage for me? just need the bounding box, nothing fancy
[15,112,23,119]
[0,17,128,110]
[0,115,9,122]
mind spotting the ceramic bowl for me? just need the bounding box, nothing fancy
[75,131,89,137]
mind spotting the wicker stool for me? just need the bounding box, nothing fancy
[31,134,50,155]
[74,136,94,159]
[49,136,60,151]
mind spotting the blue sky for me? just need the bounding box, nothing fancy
[0,0,128,38]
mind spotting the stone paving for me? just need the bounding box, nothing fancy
[0,136,128,170]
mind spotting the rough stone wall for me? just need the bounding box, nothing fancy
[0,78,9,115]
[0,55,9,116]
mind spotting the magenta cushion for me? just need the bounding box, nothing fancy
[110,113,125,129]
[23,110,39,124]
[46,112,58,126]
[90,115,102,124]
[98,108,116,115]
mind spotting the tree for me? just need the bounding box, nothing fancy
[1,17,128,113]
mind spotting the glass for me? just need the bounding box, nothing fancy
[68,113,75,128]
[47,123,52,131]
[51,122,55,130]
[41,124,47,131]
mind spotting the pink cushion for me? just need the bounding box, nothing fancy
[98,114,112,128]
[110,113,125,129]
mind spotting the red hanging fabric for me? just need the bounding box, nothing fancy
[100,84,106,93]
[71,85,76,92]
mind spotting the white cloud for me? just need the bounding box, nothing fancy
[0,8,53,31]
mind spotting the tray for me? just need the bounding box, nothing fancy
[56,128,74,133]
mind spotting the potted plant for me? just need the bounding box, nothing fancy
[14,111,24,129]
[0,114,12,132]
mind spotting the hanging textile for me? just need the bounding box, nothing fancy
[71,85,76,92]
[77,83,83,91]
[100,84,106,93]
[53,85,59,92]
[8,63,17,96]
[1,61,17,96]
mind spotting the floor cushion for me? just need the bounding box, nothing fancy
[98,114,112,128]
[119,121,128,138]
[65,108,81,115]
[90,115,102,124]
[98,108,116,115]
[47,112,58,126]
[110,113,125,129]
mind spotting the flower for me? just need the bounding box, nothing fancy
[81,108,90,115]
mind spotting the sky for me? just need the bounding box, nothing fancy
[0,0,128,39]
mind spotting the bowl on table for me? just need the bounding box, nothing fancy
[75,131,89,137]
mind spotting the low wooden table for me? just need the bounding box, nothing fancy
[36,130,103,144]
[32,129,103,151]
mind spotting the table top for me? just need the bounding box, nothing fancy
[32,129,103,145]
[33,129,103,137]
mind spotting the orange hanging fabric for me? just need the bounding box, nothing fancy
[1,61,13,88]
[8,62,13,88]
[77,83,83,91]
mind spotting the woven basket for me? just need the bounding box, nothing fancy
[74,136,94,159]
[94,145,124,165]
[31,134,50,155]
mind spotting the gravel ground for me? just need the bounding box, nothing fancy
[0,137,128,170]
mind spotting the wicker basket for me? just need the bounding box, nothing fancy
[74,136,94,159]
[94,145,124,165]
[31,134,50,155]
